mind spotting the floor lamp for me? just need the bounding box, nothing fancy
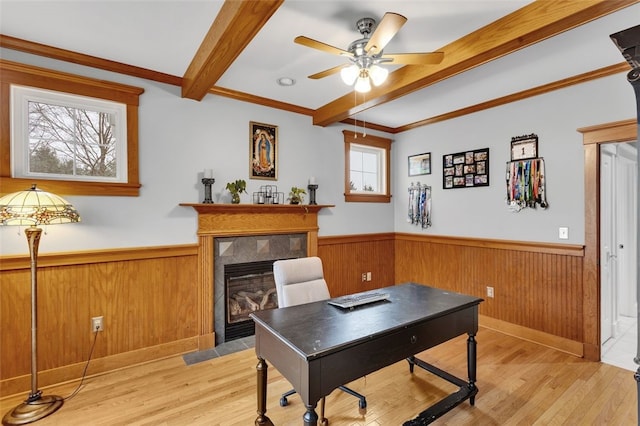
[0,184,80,425]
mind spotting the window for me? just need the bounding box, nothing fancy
[343,130,392,203]
[11,86,127,182]
[1,60,144,196]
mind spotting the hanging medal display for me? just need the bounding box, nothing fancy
[407,182,432,228]
[505,157,548,212]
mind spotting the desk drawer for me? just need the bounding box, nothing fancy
[316,305,478,395]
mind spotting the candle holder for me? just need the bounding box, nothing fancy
[202,178,215,203]
[307,184,318,205]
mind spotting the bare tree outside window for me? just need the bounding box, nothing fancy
[28,101,117,177]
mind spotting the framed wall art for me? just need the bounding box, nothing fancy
[250,121,278,180]
[510,133,538,161]
[442,148,490,189]
[408,152,431,176]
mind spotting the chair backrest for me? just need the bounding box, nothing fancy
[273,257,331,307]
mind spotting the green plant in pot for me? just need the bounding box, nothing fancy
[225,179,247,204]
[288,186,306,205]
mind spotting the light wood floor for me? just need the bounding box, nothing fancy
[1,328,637,425]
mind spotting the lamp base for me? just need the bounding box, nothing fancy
[2,394,63,425]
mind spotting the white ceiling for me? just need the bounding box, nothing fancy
[1,1,638,130]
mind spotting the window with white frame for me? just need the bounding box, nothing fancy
[343,130,392,203]
[11,85,127,182]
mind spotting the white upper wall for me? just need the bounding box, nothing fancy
[0,49,395,255]
[392,73,636,245]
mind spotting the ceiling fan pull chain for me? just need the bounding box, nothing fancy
[353,90,358,138]
[361,92,367,137]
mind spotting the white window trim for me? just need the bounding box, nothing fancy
[349,142,386,195]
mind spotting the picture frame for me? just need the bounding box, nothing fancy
[443,148,490,189]
[250,121,278,180]
[510,133,538,161]
[408,152,431,176]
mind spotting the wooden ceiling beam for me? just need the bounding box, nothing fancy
[312,0,640,127]
[182,0,283,101]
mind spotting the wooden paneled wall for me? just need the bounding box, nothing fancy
[2,233,587,396]
[318,233,395,297]
[395,234,585,355]
[1,245,199,397]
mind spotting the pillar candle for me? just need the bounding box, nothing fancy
[204,169,213,179]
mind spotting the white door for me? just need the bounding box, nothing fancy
[600,145,617,345]
[616,144,638,318]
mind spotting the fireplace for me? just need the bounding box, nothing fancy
[179,202,332,350]
[224,260,278,342]
[214,233,307,344]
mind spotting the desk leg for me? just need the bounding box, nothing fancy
[302,403,318,426]
[467,334,477,405]
[255,357,274,426]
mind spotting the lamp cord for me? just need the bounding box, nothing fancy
[62,328,99,401]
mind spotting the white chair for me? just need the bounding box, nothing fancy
[273,257,367,423]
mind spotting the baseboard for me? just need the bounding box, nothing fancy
[0,337,199,398]
[480,315,584,358]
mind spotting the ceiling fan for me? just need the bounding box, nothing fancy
[295,12,444,92]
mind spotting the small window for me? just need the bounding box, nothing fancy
[343,130,392,203]
[11,85,128,182]
[1,60,144,196]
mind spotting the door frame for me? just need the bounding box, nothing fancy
[579,118,637,361]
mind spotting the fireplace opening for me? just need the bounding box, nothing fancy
[224,260,278,342]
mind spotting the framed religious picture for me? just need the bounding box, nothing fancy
[408,152,431,176]
[510,133,538,161]
[250,121,278,180]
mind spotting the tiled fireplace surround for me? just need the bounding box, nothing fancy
[181,203,330,350]
[214,233,307,344]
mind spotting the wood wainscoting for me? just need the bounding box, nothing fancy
[395,233,586,357]
[1,232,588,397]
[0,245,199,397]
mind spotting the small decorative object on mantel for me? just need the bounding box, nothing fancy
[288,186,306,204]
[307,177,318,205]
[408,182,432,229]
[253,185,284,204]
[443,148,489,189]
[510,133,538,161]
[202,169,215,203]
[506,157,548,212]
[225,179,247,204]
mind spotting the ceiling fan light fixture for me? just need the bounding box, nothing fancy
[354,75,371,93]
[369,64,388,86]
[340,64,359,85]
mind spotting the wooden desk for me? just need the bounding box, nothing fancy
[250,282,483,426]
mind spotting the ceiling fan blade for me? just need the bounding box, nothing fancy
[365,12,407,55]
[295,36,350,56]
[382,52,445,65]
[308,64,347,79]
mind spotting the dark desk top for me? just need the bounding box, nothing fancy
[250,282,483,360]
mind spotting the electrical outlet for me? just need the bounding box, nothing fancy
[558,227,569,240]
[366,272,372,281]
[486,286,494,298]
[91,316,104,332]
[361,273,367,282]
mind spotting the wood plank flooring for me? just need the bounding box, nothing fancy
[1,328,636,425]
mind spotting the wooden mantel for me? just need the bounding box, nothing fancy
[180,203,334,238]
[180,203,333,349]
